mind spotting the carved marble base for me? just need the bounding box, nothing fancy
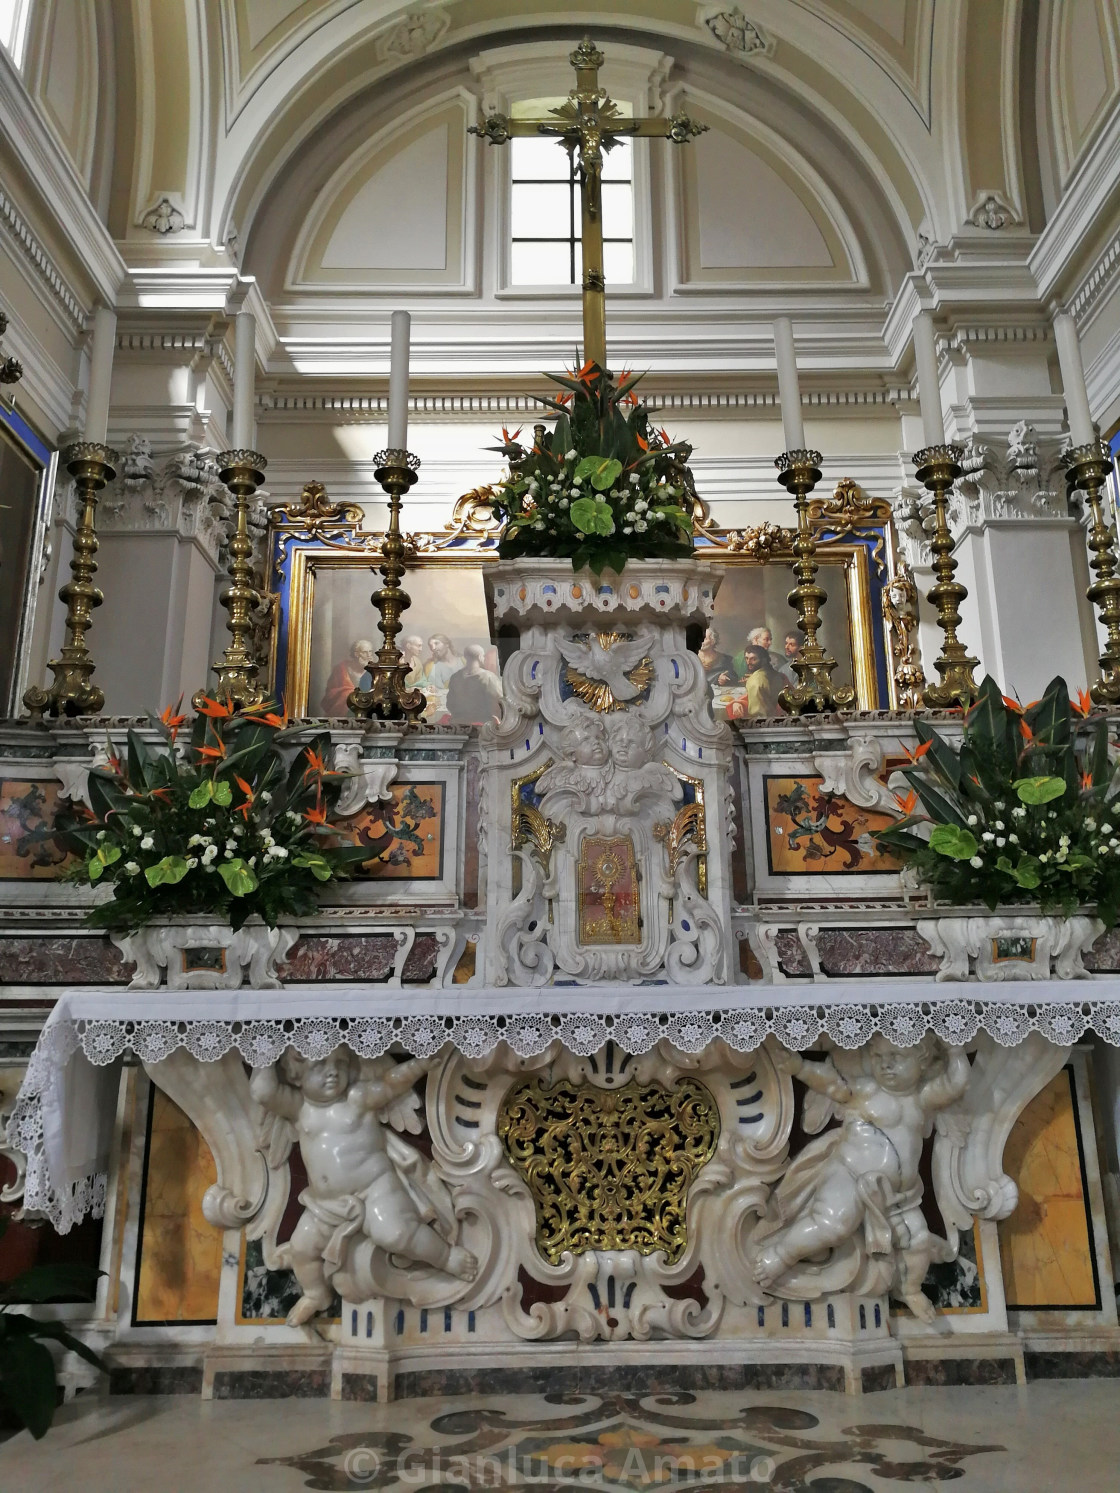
[916,913,1103,982]
[111,920,299,989]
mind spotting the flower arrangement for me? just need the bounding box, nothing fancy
[488,359,695,576]
[58,699,369,933]
[876,674,1120,923]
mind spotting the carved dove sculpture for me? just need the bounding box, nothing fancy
[557,632,653,701]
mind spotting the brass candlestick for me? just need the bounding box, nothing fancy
[776,449,855,714]
[914,444,980,709]
[1066,438,1120,704]
[348,448,426,722]
[193,449,268,710]
[23,441,118,719]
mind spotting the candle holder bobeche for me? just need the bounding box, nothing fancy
[775,448,855,714]
[24,441,119,719]
[348,448,427,722]
[913,443,980,710]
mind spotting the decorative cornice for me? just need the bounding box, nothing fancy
[1069,227,1120,326]
[0,185,85,331]
[1030,99,1120,302]
[258,387,912,420]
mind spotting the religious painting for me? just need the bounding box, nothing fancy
[763,775,902,875]
[0,405,55,715]
[341,782,446,880]
[0,778,71,879]
[279,548,500,725]
[998,1064,1103,1311]
[577,833,641,945]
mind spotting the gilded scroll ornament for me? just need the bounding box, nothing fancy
[497,1075,720,1265]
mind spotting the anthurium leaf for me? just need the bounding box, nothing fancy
[144,854,189,888]
[188,781,213,809]
[218,858,258,896]
[211,778,233,807]
[1013,775,1066,804]
[570,496,615,536]
[0,1332,58,1438]
[293,851,333,882]
[575,455,623,491]
[928,823,978,860]
[1012,856,1042,889]
[87,843,121,882]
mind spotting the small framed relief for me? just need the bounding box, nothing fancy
[0,403,57,715]
[268,484,502,723]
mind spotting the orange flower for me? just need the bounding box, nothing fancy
[1001,694,1023,714]
[195,696,233,718]
[555,392,573,407]
[902,739,932,762]
[234,774,255,820]
[501,426,522,444]
[1074,689,1093,717]
[574,359,597,385]
[658,427,672,446]
[197,741,226,760]
[635,433,649,451]
[304,804,329,826]
[161,697,187,742]
[303,747,327,777]
[1081,769,1094,790]
[894,788,919,815]
[1020,719,1035,743]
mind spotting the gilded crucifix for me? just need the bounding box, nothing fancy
[470,38,707,369]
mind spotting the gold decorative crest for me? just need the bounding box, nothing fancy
[497,1075,720,1265]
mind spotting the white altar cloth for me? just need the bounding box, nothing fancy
[9,979,1120,1232]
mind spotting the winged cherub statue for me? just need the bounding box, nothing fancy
[251,1046,477,1326]
[751,1034,970,1321]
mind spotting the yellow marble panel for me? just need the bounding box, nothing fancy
[998,1068,1100,1310]
[134,1089,223,1324]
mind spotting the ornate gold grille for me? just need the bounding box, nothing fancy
[497,1075,720,1265]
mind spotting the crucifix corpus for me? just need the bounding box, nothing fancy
[470,37,707,370]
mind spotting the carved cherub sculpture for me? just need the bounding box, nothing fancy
[751,1034,970,1321]
[250,1045,477,1327]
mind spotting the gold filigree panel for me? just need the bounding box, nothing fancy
[497,1076,720,1266]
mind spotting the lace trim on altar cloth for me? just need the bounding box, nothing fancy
[8,994,1120,1232]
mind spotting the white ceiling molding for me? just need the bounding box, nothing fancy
[1030,96,1120,303]
[0,44,125,305]
[694,6,774,65]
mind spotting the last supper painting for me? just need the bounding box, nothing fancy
[2,5,1120,1490]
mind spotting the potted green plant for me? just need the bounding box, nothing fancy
[0,1217,103,1440]
[488,360,695,576]
[875,675,1116,978]
[56,698,369,987]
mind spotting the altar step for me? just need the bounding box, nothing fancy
[96,1329,1120,1402]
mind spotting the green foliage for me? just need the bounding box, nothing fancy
[0,1217,105,1439]
[56,699,369,933]
[488,360,695,576]
[876,675,1120,923]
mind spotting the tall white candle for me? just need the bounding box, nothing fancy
[388,310,411,451]
[84,304,117,445]
[912,311,945,448]
[1053,309,1096,447]
[232,310,256,449]
[773,316,806,451]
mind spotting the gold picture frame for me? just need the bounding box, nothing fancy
[268,481,890,718]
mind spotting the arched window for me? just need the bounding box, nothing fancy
[507,96,636,289]
[0,0,31,67]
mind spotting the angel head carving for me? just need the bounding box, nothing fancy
[558,716,610,767]
[610,715,657,769]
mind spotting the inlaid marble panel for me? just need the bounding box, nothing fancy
[998,1067,1100,1311]
[133,1088,223,1324]
[0,778,71,879]
[0,935,133,984]
[344,783,445,879]
[763,775,901,874]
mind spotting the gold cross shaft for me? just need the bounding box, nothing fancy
[470,37,706,370]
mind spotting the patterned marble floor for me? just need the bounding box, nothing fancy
[2,1382,1117,1491]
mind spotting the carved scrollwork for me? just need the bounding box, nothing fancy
[274,480,365,534]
